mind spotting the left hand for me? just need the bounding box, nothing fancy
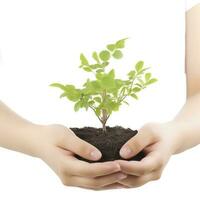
[116,122,182,188]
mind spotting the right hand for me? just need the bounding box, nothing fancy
[35,124,127,190]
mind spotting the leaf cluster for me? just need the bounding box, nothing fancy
[50,38,157,125]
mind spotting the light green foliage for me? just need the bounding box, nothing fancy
[50,38,158,132]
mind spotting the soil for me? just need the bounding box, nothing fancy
[71,126,145,162]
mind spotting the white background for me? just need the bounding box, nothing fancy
[186,0,200,10]
[0,0,199,199]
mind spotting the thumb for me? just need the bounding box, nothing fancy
[64,128,102,161]
[119,124,159,159]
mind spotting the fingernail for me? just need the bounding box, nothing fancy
[90,150,101,160]
[120,146,132,158]
[117,173,127,180]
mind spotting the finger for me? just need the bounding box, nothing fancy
[118,173,153,188]
[63,128,102,161]
[117,151,162,176]
[118,170,162,188]
[65,156,121,178]
[71,172,127,190]
[120,126,159,159]
[101,183,129,190]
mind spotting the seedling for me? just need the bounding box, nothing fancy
[50,38,157,133]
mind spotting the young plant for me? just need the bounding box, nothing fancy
[50,38,157,133]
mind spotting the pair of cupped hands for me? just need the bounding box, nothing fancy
[37,121,180,190]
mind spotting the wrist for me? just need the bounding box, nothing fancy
[162,120,187,155]
[25,123,48,158]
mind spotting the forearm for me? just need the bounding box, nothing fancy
[0,101,43,157]
[168,6,200,154]
[168,93,200,154]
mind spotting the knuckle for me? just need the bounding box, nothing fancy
[156,159,164,169]
[130,139,143,152]
[59,167,66,177]
[61,176,72,186]
[88,180,102,189]
[57,160,68,177]
[154,154,165,169]
[138,168,148,176]
[154,172,162,180]
[83,170,96,178]
[128,180,143,188]
[76,140,91,155]
[142,123,159,133]
[142,123,161,140]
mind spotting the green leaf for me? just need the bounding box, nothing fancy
[115,38,128,48]
[101,62,109,68]
[88,100,95,106]
[83,78,90,87]
[135,83,143,88]
[145,73,151,82]
[74,101,82,112]
[96,69,104,73]
[90,64,102,69]
[115,79,124,89]
[108,69,115,79]
[96,72,104,80]
[63,85,81,102]
[99,50,110,61]
[92,51,100,63]
[107,44,116,51]
[83,67,92,72]
[135,61,144,72]
[108,101,120,111]
[65,84,76,90]
[84,80,102,94]
[50,83,66,91]
[94,97,101,103]
[137,78,145,86]
[64,92,81,102]
[127,70,136,79]
[130,93,138,100]
[90,81,102,90]
[132,87,141,92]
[112,50,123,59]
[124,80,132,85]
[60,92,67,98]
[146,78,158,85]
[80,53,89,65]
[95,107,101,116]
[137,67,150,75]
[121,87,127,95]
[100,74,115,89]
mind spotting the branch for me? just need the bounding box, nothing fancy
[89,105,103,124]
[118,77,136,103]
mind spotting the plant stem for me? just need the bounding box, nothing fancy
[89,105,103,124]
[102,109,107,132]
[118,77,136,104]
[102,90,108,133]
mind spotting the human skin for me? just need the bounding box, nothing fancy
[116,4,200,188]
[1,5,200,191]
[0,101,128,190]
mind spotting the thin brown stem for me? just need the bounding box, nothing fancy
[118,77,136,104]
[101,90,108,133]
[89,105,103,124]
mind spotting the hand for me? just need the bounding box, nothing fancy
[35,124,127,190]
[117,122,182,188]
